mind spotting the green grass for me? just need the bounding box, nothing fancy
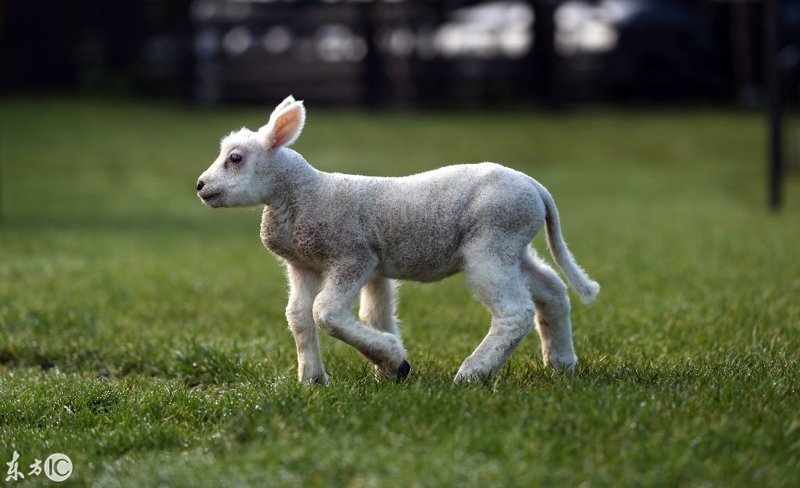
[1,98,798,487]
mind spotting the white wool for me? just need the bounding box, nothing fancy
[197,96,599,384]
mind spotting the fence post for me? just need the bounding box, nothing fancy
[765,0,783,211]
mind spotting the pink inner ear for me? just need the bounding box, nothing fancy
[270,110,298,148]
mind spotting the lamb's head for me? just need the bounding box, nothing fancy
[196,96,306,207]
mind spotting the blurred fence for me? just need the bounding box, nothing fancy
[1,0,799,107]
[191,1,539,106]
[187,0,750,106]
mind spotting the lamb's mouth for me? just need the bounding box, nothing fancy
[199,190,222,205]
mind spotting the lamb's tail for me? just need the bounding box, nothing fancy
[538,185,600,304]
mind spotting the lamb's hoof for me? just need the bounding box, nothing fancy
[396,360,411,381]
[548,354,579,373]
[453,371,491,384]
[300,372,329,386]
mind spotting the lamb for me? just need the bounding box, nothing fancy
[196,96,599,385]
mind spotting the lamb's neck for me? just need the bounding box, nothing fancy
[263,148,324,214]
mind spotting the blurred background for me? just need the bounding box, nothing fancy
[2,0,800,207]
[2,0,799,108]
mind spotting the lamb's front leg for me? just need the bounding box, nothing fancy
[285,264,328,385]
[313,260,411,379]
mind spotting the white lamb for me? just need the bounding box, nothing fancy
[196,96,599,384]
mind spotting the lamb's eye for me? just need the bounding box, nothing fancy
[229,153,242,164]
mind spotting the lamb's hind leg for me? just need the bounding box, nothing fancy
[359,278,400,337]
[359,278,406,377]
[522,247,578,371]
[285,264,328,385]
[454,251,535,383]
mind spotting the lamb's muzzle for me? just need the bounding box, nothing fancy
[197,95,599,385]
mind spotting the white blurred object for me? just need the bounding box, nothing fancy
[385,28,416,57]
[555,0,640,55]
[223,26,253,56]
[263,26,293,55]
[315,25,367,63]
[434,1,533,59]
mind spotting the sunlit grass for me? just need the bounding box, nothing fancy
[1,99,798,486]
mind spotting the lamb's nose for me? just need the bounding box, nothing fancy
[196,180,205,191]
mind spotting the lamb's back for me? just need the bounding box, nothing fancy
[354,163,541,280]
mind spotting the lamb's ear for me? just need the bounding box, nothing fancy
[259,100,305,151]
[270,95,295,119]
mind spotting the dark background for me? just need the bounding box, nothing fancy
[2,0,799,109]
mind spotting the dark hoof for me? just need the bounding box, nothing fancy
[396,360,411,380]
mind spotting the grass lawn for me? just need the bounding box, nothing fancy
[1,98,798,487]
